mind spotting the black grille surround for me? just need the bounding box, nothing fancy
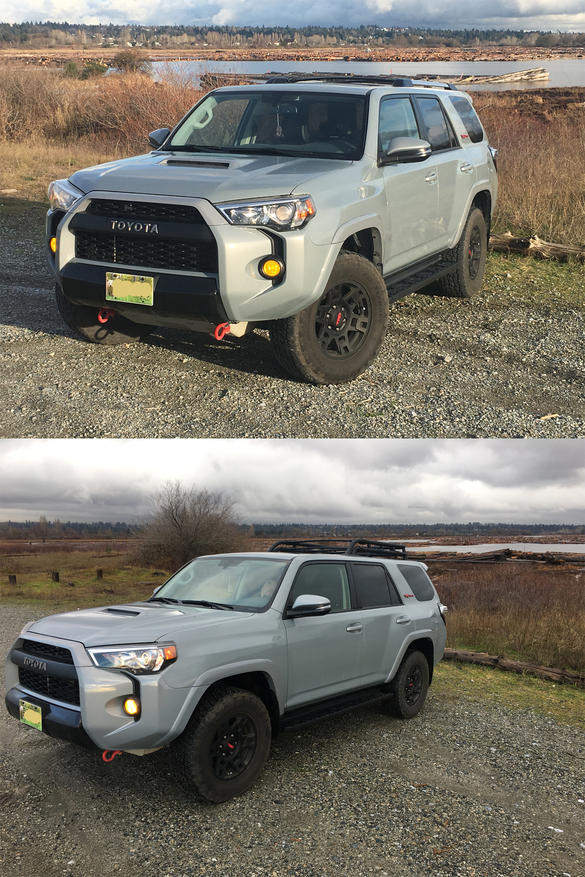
[18,666,80,706]
[21,639,74,665]
[72,199,219,274]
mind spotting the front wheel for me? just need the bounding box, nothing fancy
[171,685,272,803]
[438,206,488,299]
[270,252,389,384]
[387,650,430,720]
[56,285,151,345]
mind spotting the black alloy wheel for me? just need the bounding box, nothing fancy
[387,650,430,720]
[210,713,257,780]
[315,281,372,359]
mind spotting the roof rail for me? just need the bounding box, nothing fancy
[269,538,408,559]
[264,73,457,90]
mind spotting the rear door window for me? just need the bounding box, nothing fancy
[351,562,401,608]
[449,96,484,143]
[397,564,435,601]
[414,97,457,151]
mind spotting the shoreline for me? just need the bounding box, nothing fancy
[1,44,585,67]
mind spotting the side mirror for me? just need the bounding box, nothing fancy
[380,136,432,165]
[288,594,332,618]
[148,127,171,149]
[152,585,162,597]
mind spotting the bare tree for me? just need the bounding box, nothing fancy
[138,482,245,569]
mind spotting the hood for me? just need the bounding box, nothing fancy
[28,602,251,648]
[69,151,351,203]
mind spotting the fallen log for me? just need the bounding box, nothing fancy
[443,648,585,688]
[489,231,585,262]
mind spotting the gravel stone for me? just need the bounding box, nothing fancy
[2,605,584,877]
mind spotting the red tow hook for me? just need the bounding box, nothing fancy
[98,308,115,324]
[214,322,231,341]
[102,749,123,763]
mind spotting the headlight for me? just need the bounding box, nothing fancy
[217,195,316,230]
[48,178,84,212]
[88,643,177,674]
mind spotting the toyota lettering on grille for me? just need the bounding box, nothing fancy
[110,220,159,234]
[23,656,48,672]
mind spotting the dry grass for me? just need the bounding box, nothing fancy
[432,561,585,674]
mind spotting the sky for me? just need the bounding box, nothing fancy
[0,439,583,525]
[3,0,585,31]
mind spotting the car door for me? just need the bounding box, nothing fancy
[349,562,409,686]
[283,561,362,709]
[378,95,440,273]
[413,95,467,249]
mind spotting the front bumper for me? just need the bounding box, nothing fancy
[5,686,95,748]
[49,191,338,327]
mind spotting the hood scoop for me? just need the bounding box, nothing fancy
[103,607,140,616]
[163,158,230,169]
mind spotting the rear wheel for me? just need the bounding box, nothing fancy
[270,252,389,384]
[438,206,488,299]
[387,650,430,719]
[56,284,151,345]
[171,685,272,803]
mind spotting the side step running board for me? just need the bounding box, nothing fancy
[280,685,392,731]
[385,253,455,303]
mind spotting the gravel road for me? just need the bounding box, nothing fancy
[1,202,584,438]
[1,605,584,877]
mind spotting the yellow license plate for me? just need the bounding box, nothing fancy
[19,699,42,731]
[105,272,154,306]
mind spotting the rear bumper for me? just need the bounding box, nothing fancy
[5,686,96,749]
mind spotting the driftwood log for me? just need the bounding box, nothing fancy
[489,231,585,262]
[444,648,585,689]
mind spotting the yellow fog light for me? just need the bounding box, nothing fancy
[259,257,284,280]
[49,236,57,254]
[123,697,140,717]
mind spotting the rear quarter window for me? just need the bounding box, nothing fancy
[397,564,435,601]
[449,96,484,143]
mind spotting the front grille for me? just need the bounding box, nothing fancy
[86,199,206,224]
[75,230,217,273]
[74,199,218,273]
[19,667,80,706]
[21,639,74,665]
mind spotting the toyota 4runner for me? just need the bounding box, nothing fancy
[5,539,447,802]
[47,73,497,384]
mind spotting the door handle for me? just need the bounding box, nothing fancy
[395,615,411,625]
[424,171,437,183]
[346,622,363,633]
[459,162,474,174]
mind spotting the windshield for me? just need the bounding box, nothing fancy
[153,556,290,611]
[168,90,367,160]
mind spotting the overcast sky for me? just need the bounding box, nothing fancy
[0,439,583,525]
[3,1,585,30]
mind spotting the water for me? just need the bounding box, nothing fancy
[406,542,585,554]
[153,58,585,91]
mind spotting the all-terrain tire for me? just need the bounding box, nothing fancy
[171,685,272,803]
[438,206,488,299]
[270,252,389,384]
[56,284,151,345]
[386,650,430,720]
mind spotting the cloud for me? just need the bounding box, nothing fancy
[2,0,585,28]
[0,440,583,525]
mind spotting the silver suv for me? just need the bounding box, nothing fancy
[5,539,447,802]
[47,74,497,384]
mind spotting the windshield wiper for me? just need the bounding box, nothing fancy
[181,599,234,611]
[148,596,182,604]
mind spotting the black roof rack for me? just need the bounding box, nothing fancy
[269,538,407,559]
[264,73,457,91]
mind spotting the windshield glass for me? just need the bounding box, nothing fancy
[155,556,290,610]
[168,90,367,160]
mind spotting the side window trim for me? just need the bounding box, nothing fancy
[285,560,354,613]
[412,96,461,154]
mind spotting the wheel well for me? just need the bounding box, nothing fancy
[341,227,383,273]
[204,672,280,735]
[405,639,434,683]
[472,191,492,236]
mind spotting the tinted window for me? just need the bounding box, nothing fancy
[449,96,484,143]
[398,564,435,601]
[352,563,396,608]
[414,97,454,151]
[288,562,350,613]
[378,97,419,154]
